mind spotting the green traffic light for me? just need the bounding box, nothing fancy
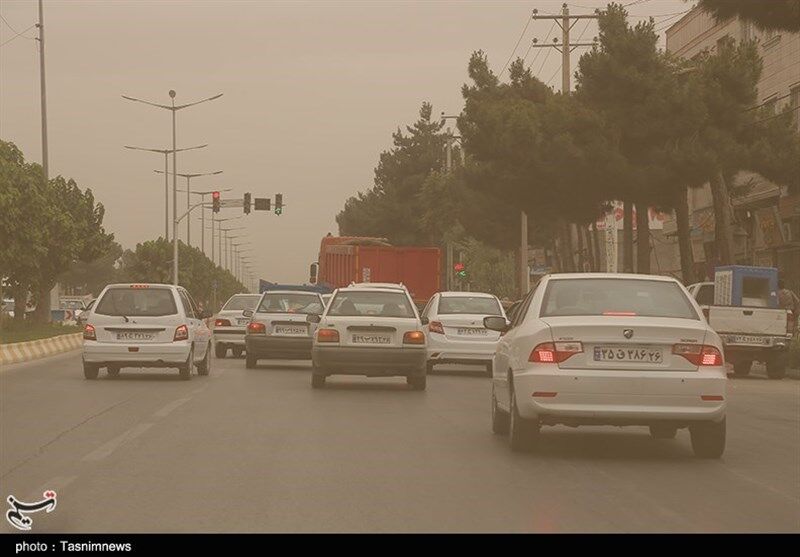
[275,207,283,215]
[457,270,467,278]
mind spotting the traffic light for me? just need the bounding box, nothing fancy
[212,191,220,213]
[275,193,283,215]
[454,262,467,278]
[243,192,251,214]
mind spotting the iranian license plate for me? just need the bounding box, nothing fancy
[274,325,306,336]
[726,334,770,346]
[237,318,249,325]
[352,334,391,344]
[457,327,488,336]
[116,332,154,341]
[593,346,663,363]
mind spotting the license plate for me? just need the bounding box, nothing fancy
[274,325,306,336]
[457,327,488,336]
[352,334,391,344]
[725,334,770,346]
[593,346,663,363]
[237,318,249,325]
[116,332,154,341]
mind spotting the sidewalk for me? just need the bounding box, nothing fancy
[0,333,83,366]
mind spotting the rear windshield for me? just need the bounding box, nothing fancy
[439,296,502,316]
[95,288,177,317]
[541,279,699,320]
[257,293,323,315]
[223,295,262,311]
[695,285,714,306]
[328,291,415,318]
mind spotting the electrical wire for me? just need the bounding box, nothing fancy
[528,21,557,69]
[0,23,36,48]
[499,13,533,78]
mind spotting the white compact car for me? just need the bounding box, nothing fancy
[422,291,506,375]
[309,285,427,389]
[486,273,727,458]
[82,283,213,380]
[213,293,263,358]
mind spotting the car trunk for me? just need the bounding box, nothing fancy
[253,312,312,338]
[707,306,788,335]
[94,315,180,344]
[218,310,251,327]
[437,314,501,343]
[337,316,418,348]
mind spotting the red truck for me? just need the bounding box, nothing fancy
[312,236,441,304]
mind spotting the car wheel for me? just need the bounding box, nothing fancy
[215,343,227,359]
[509,383,539,452]
[311,373,326,389]
[766,353,788,379]
[732,360,752,377]
[83,362,99,380]
[491,387,510,435]
[649,424,678,439]
[179,350,193,381]
[407,374,427,391]
[245,354,257,369]
[107,365,120,378]
[197,343,211,376]
[232,346,244,358]
[689,418,726,459]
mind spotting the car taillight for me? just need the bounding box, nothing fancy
[672,344,723,366]
[247,322,266,334]
[429,321,444,334]
[174,324,189,341]
[317,328,339,342]
[403,331,425,344]
[215,318,231,327]
[83,324,96,340]
[529,341,583,363]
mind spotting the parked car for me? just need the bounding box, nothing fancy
[213,293,262,358]
[82,283,213,380]
[245,290,326,368]
[309,285,427,389]
[421,291,506,375]
[486,273,727,458]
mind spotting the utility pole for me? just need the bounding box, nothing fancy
[36,0,49,182]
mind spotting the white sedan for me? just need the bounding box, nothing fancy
[213,293,262,358]
[485,273,727,458]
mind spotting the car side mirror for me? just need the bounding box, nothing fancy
[243,309,254,318]
[484,316,510,332]
[420,316,429,325]
[307,313,321,324]
[200,309,213,319]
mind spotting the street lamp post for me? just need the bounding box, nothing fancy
[212,217,242,266]
[158,171,223,246]
[226,235,245,272]
[181,187,231,255]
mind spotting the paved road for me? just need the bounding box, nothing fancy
[1,350,798,533]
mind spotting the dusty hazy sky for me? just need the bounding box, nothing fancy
[1,0,690,285]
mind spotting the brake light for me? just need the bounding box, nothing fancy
[403,331,425,344]
[174,324,189,341]
[83,324,96,340]
[247,322,266,334]
[317,328,339,342]
[130,284,149,289]
[672,344,723,366]
[529,341,583,363]
[429,321,444,334]
[215,318,231,327]
[602,311,637,316]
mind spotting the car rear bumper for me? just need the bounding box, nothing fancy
[312,346,426,376]
[427,335,496,364]
[214,329,246,347]
[246,335,312,359]
[513,366,727,424]
[83,340,191,365]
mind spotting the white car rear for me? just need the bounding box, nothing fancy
[487,273,727,458]
[82,283,213,380]
[213,293,262,358]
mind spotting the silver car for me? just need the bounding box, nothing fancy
[213,294,262,358]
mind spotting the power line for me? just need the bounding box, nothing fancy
[0,23,37,48]
[743,92,793,112]
[528,21,556,69]
[499,12,533,78]
[654,11,691,32]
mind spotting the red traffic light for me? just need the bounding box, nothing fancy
[212,191,220,199]
[454,262,465,272]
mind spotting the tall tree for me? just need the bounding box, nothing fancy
[696,0,800,33]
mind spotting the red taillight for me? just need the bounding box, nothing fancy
[215,318,231,327]
[701,395,724,401]
[83,324,96,340]
[602,311,637,316]
[529,341,583,363]
[130,284,149,289]
[317,328,339,342]
[429,321,444,334]
[532,392,558,398]
[173,324,189,341]
[403,331,425,344]
[247,322,266,334]
[672,344,723,366]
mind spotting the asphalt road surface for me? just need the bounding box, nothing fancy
[1,351,798,533]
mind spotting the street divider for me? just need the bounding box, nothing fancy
[0,333,83,366]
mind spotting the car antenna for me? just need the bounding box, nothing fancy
[122,315,129,323]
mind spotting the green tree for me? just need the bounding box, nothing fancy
[58,241,124,297]
[696,0,800,33]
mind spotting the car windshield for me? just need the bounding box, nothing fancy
[95,288,177,317]
[223,295,262,311]
[327,291,415,317]
[257,293,323,314]
[439,296,501,315]
[541,279,699,319]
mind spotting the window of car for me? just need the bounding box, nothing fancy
[438,296,502,316]
[509,287,536,329]
[421,295,436,319]
[257,293,324,315]
[223,295,261,311]
[95,287,178,317]
[541,279,699,319]
[327,290,415,318]
[695,284,714,306]
[178,290,197,319]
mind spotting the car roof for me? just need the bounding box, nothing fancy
[544,273,678,282]
[260,290,322,296]
[336,286,410,294]
[349,282,407,290]
[438,291,495,298]
[103,283,176,289]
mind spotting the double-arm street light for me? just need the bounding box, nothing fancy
[157,170,223,246]
[122,90,223,285]
[181,187,231,255]
[226,236,247,272]
[220,229,245,271]
[124,144,207,240]
[211,216,242,267]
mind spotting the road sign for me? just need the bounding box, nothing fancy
[254,198,271,211]
[219,199,243,208]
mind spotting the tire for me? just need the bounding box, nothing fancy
[491,387,510,435]
[245,354,257,369]
[732,360,752,377]
[690,418,726,459]
[215,343,227,359]
[196,343,211,376]
[509,382,539,452]
[311,373,326,389]
[83,362,99,380]
[649,424,678,439]
[232,346,244,358]
[766,353,788,380]
[407,374,427,391]
[178,350,193,381]
[107,365,121,378]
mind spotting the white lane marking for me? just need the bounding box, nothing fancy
[152,397,192,419]
[81,423,154,462]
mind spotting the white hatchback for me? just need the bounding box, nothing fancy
[486,273,727,458]
[213,293,262,358]
[82,283,213,380]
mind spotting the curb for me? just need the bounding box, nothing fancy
[0,333,83,366]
